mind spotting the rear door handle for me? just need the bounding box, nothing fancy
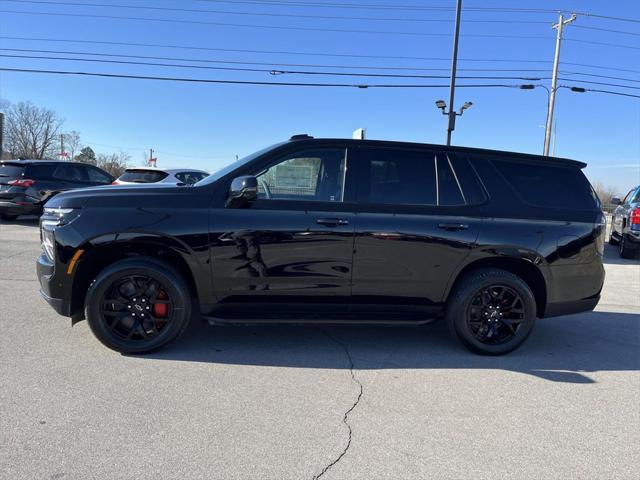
[438,223,469,231]
[316,218,349,226]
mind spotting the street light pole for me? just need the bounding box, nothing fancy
[544,12,576,156]
[446,0,463,145]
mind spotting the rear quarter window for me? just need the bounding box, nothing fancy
[0,164,26,178]
[492,159,597,210]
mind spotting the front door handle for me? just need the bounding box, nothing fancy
[316,218,349,227]
[438,223,469,231]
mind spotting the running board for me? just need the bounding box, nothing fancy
[203,315,439,326]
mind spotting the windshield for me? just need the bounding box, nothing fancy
[195,143,285,186]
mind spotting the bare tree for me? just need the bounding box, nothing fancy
[3,101,64,159]
[65,130,81,161]
[96,151,131,178]
[592,181,621,205]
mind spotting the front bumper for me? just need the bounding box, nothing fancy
[37,252,72,317]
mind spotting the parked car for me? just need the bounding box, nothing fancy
[0,160,114,220]
[609,185,640,259]
[36,136,606,355]
[112,167,209,186]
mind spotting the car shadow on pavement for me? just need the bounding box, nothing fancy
[603,242,640,265]
[141,310,639,384]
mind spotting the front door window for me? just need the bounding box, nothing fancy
[255,148,346,202]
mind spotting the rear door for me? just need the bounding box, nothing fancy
[209,145,356,314]
[351,146,484,315]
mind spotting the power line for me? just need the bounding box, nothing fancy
[0,9,554,39]
[0,35,554,63]
[573,24,640,37]
[0,53,551,81]
[572,11,640,25]
[556,77,640,90]
[0,66,543,88]
[2,67,638,99]
[1,0,550,24]
[5,48,638,84]
[1,47,555,73]
[196,0,559,14]
[564,37,640,51]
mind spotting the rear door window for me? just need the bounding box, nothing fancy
[175,171,208,185]
[358,148,437,205]
[492,159,597,210]
[52,164,90,182]
[118,170,168,183]
[436,155,465,206]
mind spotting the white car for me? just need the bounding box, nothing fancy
[112,168,209,186]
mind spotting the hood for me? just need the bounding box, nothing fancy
[44,183,188,209]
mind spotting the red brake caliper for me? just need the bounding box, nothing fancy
[153,290,168,318]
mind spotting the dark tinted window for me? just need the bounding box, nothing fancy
[25,164,57,180]
[437,155,465,206]
[118,169,168,183]
[359,148,436,205]
[449,155,486,205]
[0,163,25,179]
[493,159,597,210]
[85,166,113,184]
[52,164,89,182]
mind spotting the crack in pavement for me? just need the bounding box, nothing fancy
[313,331,364,480]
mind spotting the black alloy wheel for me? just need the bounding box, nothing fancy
[446,268,537,355]
[100,275,174,342]
[467,285,525,345]
[85,258,191,353]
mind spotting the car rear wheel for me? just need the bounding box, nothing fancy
[620,234,637,259]
[85,258,192,353]
[446,268,537,355]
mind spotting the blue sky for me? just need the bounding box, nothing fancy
[0,0,638,193]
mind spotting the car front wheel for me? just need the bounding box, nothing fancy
[446,268,537,355]
[85,258,192,353]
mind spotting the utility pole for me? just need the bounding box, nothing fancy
[446,0,463,145]
[60,133,65,159]
[544,12,576,156]
[0,112,4,158]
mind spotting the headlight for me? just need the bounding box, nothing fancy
[42,228,56,261]
[42,207,81,228]
[40,207,81,261]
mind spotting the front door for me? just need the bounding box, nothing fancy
[209,146,355,314]
[351,147,484,315]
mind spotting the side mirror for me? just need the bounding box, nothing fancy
[226,175,258,207]
[611,197,622,205]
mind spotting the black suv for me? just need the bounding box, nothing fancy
[610,185,640,259]
[0,160,114,219]
[37,137,606,355]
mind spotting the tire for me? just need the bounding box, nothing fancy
[620,234,637,259]
[85,257,192,354]
[446,268,537,355]
[0,211,19,221]
[608,231,620,246]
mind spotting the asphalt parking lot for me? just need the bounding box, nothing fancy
[1,217,638,480]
